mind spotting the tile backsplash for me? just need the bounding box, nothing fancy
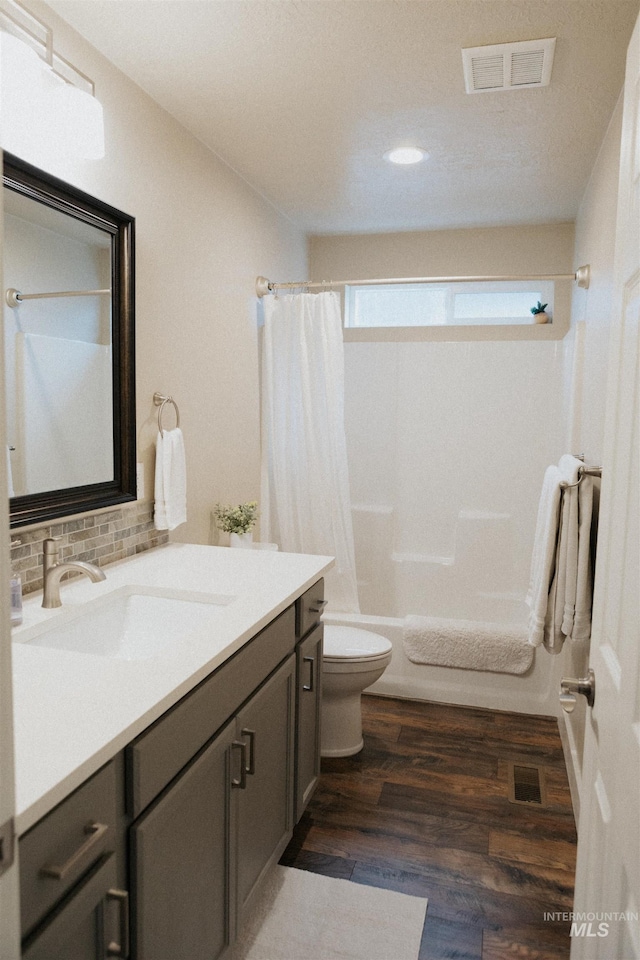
[10,501,168,596]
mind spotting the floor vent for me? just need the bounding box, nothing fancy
[508,762,546,806]
[462,38,556,94]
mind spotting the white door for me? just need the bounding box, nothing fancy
[570,12,640,959]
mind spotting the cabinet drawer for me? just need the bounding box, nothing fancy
[295,579,325,640]
[19,760,117,939]
[127,604,296,818]
[22,854,121,960]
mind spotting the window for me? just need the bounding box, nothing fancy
[344,280,554,329]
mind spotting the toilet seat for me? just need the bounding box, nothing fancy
[323,625,392,663]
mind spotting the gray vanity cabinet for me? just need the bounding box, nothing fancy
[19,585,324,960]
[126,600,299,960]
[294,579,324,821]
[130,654,296,960]
[19,759,128,960]
[294,623,323,821]
[130,720,237,960]
[21,855,122,960]
[234,654,296,928]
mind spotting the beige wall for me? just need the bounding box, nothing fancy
[310,223,575,279]
[10,1,307,545]
[310,224,575,340]
[560,94,624,821]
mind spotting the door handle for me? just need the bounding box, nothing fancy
[241,728,256,775]
[106,888,130,958]
[560,668,595,713]
[303,655,315,692]
[40,822,109,880]
[309,599,328,614]
[230,740,248,789]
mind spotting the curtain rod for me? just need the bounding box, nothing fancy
[5,287,111,307]
[256,265,590,298]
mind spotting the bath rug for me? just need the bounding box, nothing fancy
[228,865,427,960]
[403,615,533,675]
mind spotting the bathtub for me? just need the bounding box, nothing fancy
[324,610,564,716]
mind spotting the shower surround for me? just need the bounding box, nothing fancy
[335,337,568,714]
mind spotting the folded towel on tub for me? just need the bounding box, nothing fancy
[402,616,533,675]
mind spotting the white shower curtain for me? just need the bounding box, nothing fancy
[261,291,360,613]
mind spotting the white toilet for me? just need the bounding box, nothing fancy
[321,625,393,757]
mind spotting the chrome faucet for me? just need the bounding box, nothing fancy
[42,537,106,609]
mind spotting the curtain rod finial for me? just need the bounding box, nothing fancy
[5,288,22,308]
[256,276,272,298]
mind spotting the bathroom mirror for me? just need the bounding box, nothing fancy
[3,152,136,528]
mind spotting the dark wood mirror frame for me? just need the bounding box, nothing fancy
[4,152,136,528]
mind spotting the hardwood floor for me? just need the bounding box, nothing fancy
[280,695,577,960]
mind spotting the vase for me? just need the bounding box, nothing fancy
[533,311,549,324]
[229,531,253,548]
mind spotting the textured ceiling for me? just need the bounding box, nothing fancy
[45,0,639,234]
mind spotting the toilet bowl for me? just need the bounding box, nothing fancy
[321,625,392,757]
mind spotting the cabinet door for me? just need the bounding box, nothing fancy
[235,655,295,927]
[295,623,323,821]
[22,854,127,960]
[130,720,237,960]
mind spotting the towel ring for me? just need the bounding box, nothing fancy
[153,392,180,431]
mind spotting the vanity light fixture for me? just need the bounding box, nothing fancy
[0,0,104,160]
[384,147,429,165]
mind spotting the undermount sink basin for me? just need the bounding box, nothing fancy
[24,588,235,660]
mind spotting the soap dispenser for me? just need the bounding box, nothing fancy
[10,571,22,626]
[10,538,23,626]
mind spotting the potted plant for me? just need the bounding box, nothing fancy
[213,501,258,547]
[530,301,550,324]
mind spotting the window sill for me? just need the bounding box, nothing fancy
[343,318,568,342]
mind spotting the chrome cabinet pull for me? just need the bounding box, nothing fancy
[309,599,328,614]
[302,655,315,692]
[106,888,130,958]
[40,822,109,880]
[241,728,256,775]
[230,741,247,789]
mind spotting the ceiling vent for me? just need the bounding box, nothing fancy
[462,38,556,94]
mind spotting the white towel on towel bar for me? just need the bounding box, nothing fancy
[527,455,594,651]
[154,428,187,531]
[570,475,594,641]
[402,616,533,675]
[526,463,563,647]
[552,468,594,645]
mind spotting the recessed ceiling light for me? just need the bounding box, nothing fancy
[384,147,428,165]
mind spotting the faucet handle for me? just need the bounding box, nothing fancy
[42,537,62,573]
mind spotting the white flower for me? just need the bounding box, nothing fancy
[213,501,258,534]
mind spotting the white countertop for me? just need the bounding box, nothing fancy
[11,543,333,835]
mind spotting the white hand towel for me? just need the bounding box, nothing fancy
[568,475,594,641]
[154,428,187,531]
[542,455,583,652]
[526,465,562,646]
[6,446,14,498]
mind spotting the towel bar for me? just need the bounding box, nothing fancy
[560,465,602,490]
[153,392,180,431]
